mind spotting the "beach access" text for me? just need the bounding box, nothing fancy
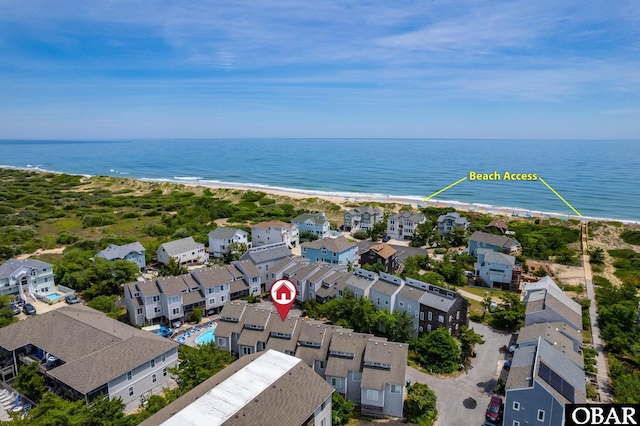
[469,171,538,181]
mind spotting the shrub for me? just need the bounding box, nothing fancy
[352,231,368,240]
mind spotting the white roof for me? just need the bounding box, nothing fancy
[161,350,300,426]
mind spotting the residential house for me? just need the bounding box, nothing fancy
[301,236,358,266]
[369,273,403,314]
[516,322,583,368]
[474,248,522,291]
[325,331,372,404]
[418,284,469,336]
[237,307,274,358]
[231,260,261,297]
[214,301,248,357]
[523,276,583,331]
[207,227,249,258]
[504,338,586,426]
[486,219,509,234]
[156,275,204,326]
[315,270,352,304]
[0,258,55,297]
[190,266,233,316]
[239,242,292,290]
[96,242,146,270]
[265,314,303,356]
[467,231,521,256]
[291,212,331,239]
[343,206,384,232]
[360,339,408,418]
[345,268,378,300]
[386,212,426,241]
[0,305,178,413]
[251,221,299,248]
[360,243,398,274]
[395,278,430,337]
[287,262,326,303]
[295,320,341,379]
[140,350,334,426]
[436,212,470,236]
[156,237,207,266]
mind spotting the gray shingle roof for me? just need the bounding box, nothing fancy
[361,340,408,389]
[0,258,53,279]
[156,275,192,297]
[347,206,383,216]
[158,237,201,256]
[397,285,427,302]
[207,227,247,240]
[325,331,371,378]
[220,301,248,322]
[517,322,583,368]
[345,274,376,292]
[291,212,328,225]
[418,290,456,312]
[0,304,177,395]
[301,236,356,253]
[233,259,261,278]
[389,211,425,223]
[239,244,292,264]
[536,339,586,403]
[191,267,233,288]
[96,242,145,261]
[371,279,402,296]
[469,231,519,249]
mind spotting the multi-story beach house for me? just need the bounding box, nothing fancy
[523,276,583,331]
[0,258,55,297]
[473,248,521,290]
[291,212,331,239]
[207,227,249,258]
[467,231,522,256]
[417,284,469,336]
[516,322,584,368]
[301,236,358,266]
[436,212,470,236]
[369,272,403,314]
[343,206,384,232]
[124,263,260,326]
[386,212,426,241]
[239,242,292,291]
[96,242,146,270]
[504,338,586,426]
[0,304,178,413]
[251,220,299,248]
[359,243,398,274]
[345,268,378,300]
[140,350,335,426]
[156,237,207,266]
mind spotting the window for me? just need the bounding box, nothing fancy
[537,409,545,422]
[330,377,342,387]
[419,326,423,332]
[150,359,155,368]
[154,307,161,313]
[428,311,432,321]
[385,300,388,305]
[152,295,160,302]
[209,297,215,304]
[321,420,325,426]
[420,312,424,320]
[242,347,253,355]
[163,368,167,377]
[319,360,327,369]
[172,308,180,315]
[366,389,379,401]
[321,248,327,255]
[136,308,142,315]
[377,297,380,305]
[513,422,520,426]
[408,305,411,312]
[217,337,227,347]
[438,315,444,323]
[456,310,460,320]
[390,384,401,394]
[128,386,134,397]
[352,372,362,381]
[399,301,404,308]
[303,247,306,253]
[309,282,313,288]
[152,374,157,383]
[221,295,226,302]
[333,252,337,257]
[161,353,166,362]
[427,324,432,332]
[512,401,520,411]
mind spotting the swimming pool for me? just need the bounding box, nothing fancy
[195,327,217,345]
[47,292,61,299]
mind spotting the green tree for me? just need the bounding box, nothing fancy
[14,362,46,402]
[85,395,129,426]
[413,327,462,374]
[405,383,438,425]
[481,293,493,318]
[381,309,414,343]
[160,257,188,277]
[299,230,319,243]
[361,261,386,274]
[351,296,379,334]
[86,295,120,319]
[188,307,202,323]
[169,342,234,394]
[7,392,90,425]
[590,247,605,265]
[0,295,17,328]
[490,293,526,331]
[459,326,485,359]
[331,392,355,425]
[222,242,248,263]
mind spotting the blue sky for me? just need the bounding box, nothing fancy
[1,1,639,139]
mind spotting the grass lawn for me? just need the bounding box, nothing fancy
[462,286,505,298]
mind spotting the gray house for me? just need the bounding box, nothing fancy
[213,300,249,357]
[239,242,292,291]
[156,237,207,266]
[207,227,249,258]
[504,338,586,426]
[325,331,372,403]
[437,212,469,236]
[516,322,583,368]
[96,242,146,270]
[369,273,403,314]
[345,268,378,299]
[474,248,517,289]
[524,277,583,331]
[0,258,55,297]
[343,206,384,232]
[395,278,431,337]
[291,212,331,238]
[386,212,426,241]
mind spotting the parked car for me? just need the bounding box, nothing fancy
[486,395,503,423]
[10,303,21,316]
[504,361,511,371]
[23,303,36,315]
[382,235,391,242]
[64,295,80,304]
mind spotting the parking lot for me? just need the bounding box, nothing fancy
[406,322,512,426]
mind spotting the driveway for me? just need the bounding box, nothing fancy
[406,322,512,426]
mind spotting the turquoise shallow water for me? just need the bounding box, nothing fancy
[196,328,216,345]
[1,139,638,221]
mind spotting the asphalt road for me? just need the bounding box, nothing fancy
[406,322,512,426]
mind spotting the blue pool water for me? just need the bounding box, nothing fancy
[47,292,61,299]
[195,327,217,345]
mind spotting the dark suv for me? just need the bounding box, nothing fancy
[23,303,36,315]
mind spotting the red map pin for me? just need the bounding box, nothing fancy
[270,278,297,321]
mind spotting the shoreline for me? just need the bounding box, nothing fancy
[3,165,638,224]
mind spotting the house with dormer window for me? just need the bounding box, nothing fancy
[301,236,358,266]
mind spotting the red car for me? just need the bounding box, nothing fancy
[486,395,503,423]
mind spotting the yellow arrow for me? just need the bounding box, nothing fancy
[538,177,582,217]
[422,177,467,202]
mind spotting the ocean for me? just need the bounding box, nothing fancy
[1,139,639,222]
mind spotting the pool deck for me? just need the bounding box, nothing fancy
[171,316,220,347]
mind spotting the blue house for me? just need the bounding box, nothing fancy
[301,236,357,266]
[467,231,521,257]
[96,242,146,270]
[291,212,331,239]
[473,248,516,289]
